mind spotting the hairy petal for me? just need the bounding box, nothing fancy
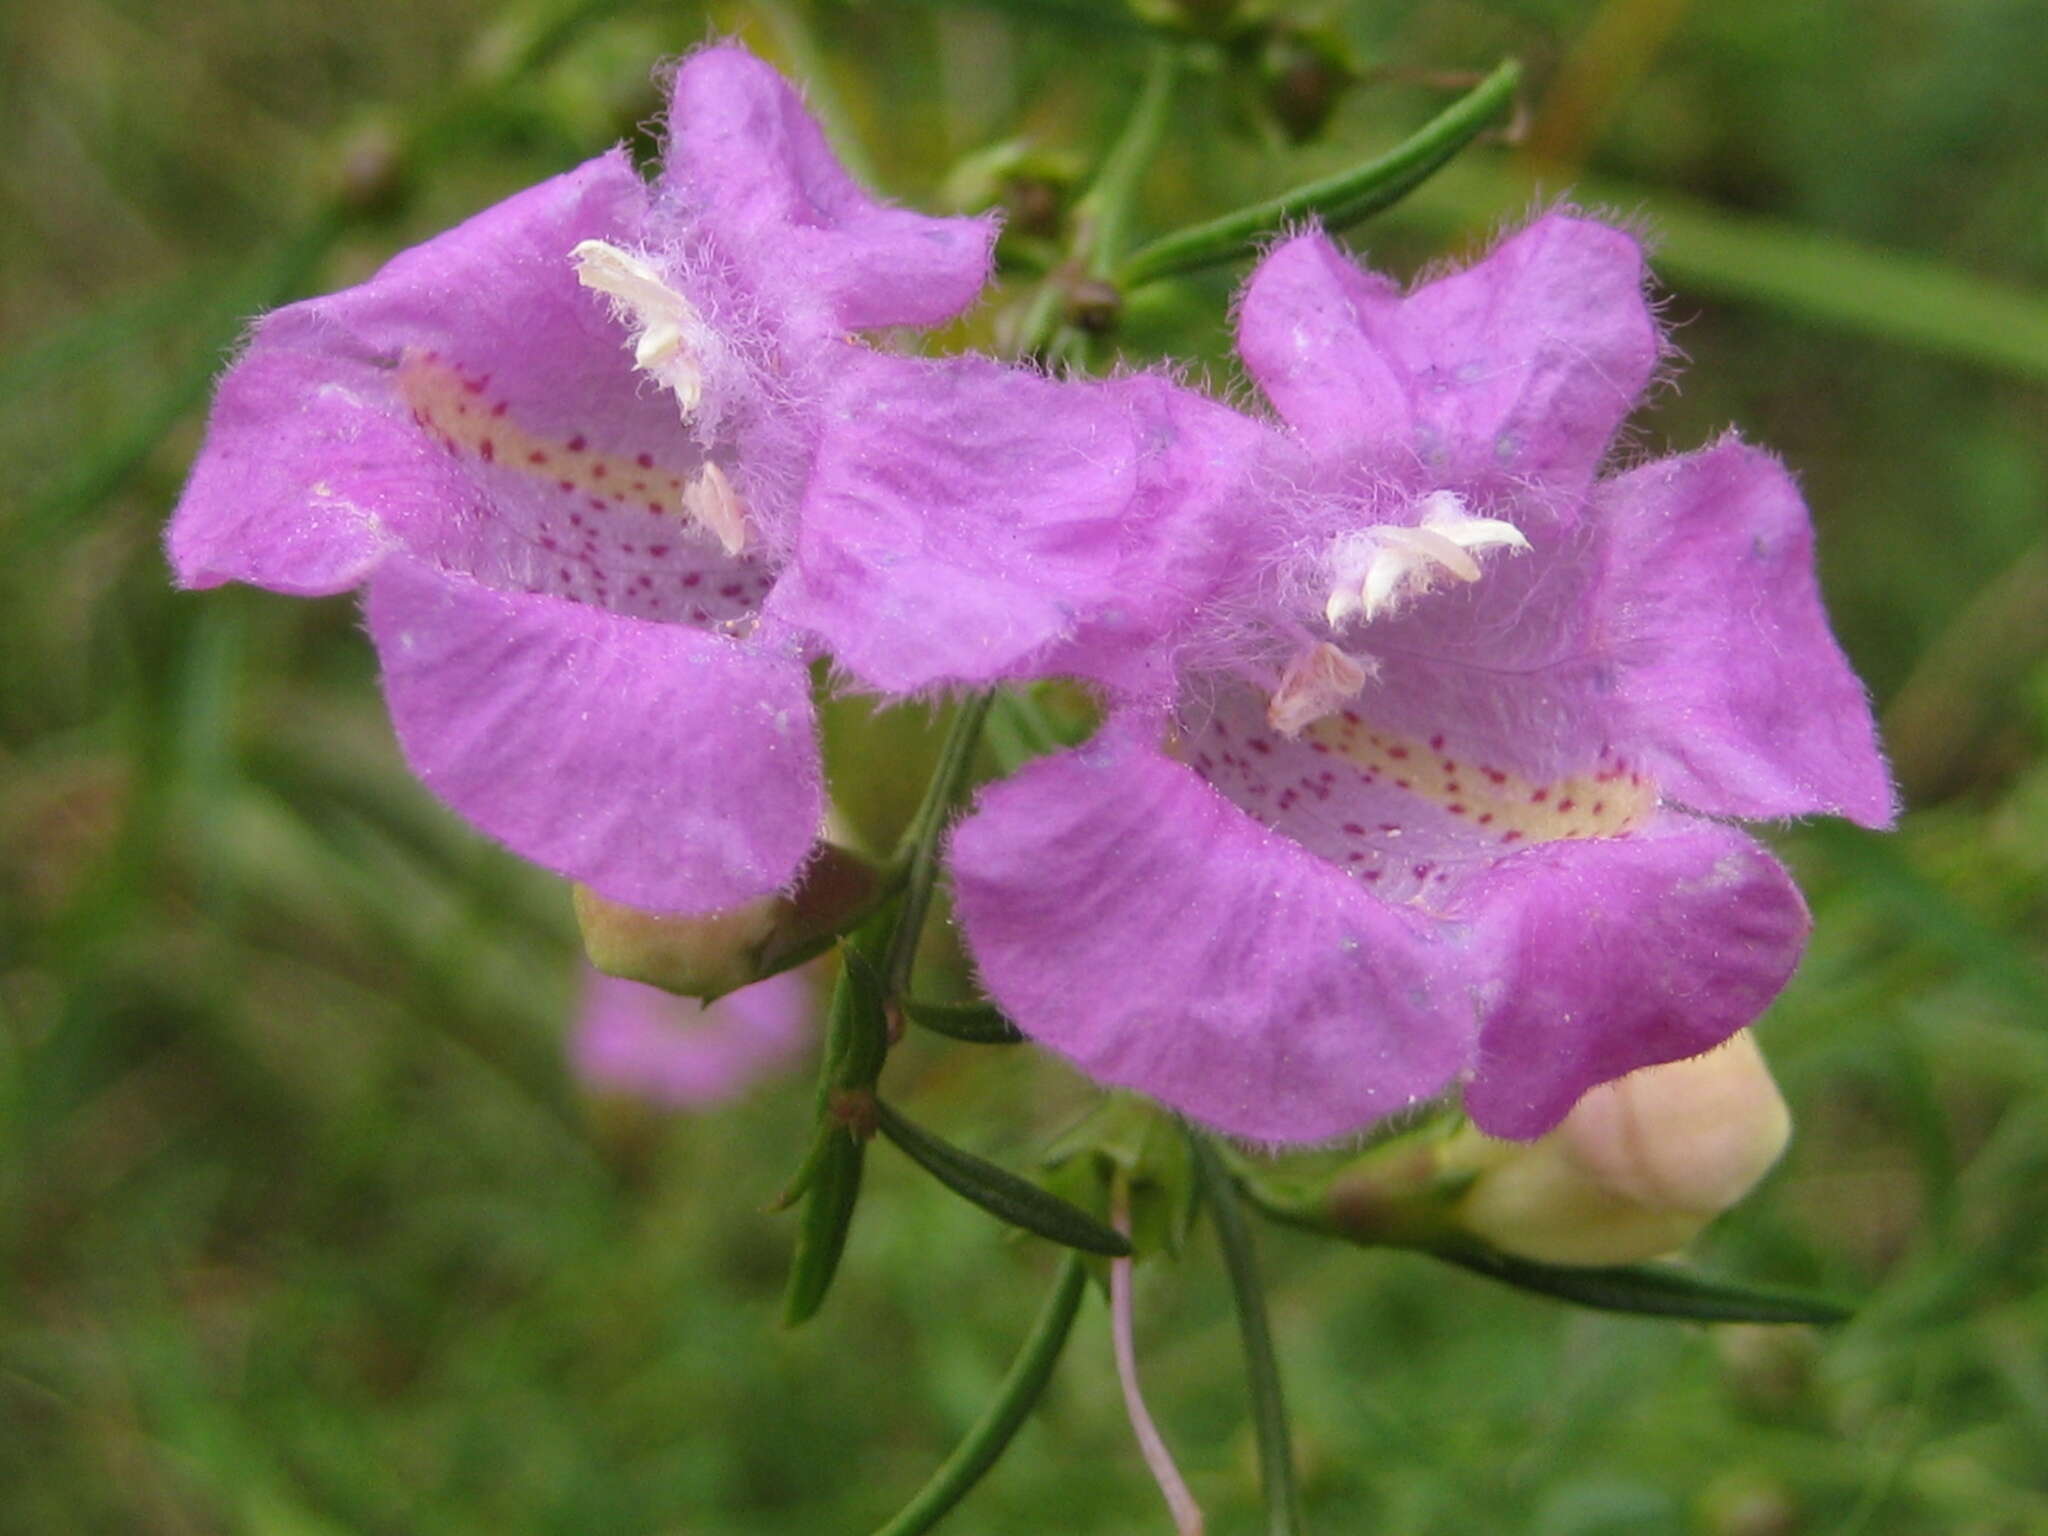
[168,344,427,594]
[1600,438,1896,827]
[1458,817,1811,1140]
[365,557,820,913]
[168,151,667,593]
[950,724,1466,1143]
[572,967,812,1107]
[772,355,1270,697]
[1236,230,1409,468]
[1239,215,1659,492]
[662,44,997,334]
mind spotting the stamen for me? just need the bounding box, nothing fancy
[1268,641,1372,737]
[1325,489,1531,627]
[572,240,711,416]
[682,461,749,557]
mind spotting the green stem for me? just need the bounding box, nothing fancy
[1010,42,1183,360]
[1074,43,1183,280]
[1117,58,1521,289]
[869,1253,1089,1536]
[1192,1135,1306,1536]
[883,692,994,996]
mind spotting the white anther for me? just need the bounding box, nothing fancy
[1325,490,1531,627]
[572,240,710,416]
[682,461,749,557]
[1267,641,1372,738]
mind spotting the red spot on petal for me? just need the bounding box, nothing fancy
[557,479,575,493]
[529,450,549,465]
[719,583,745,599]
[591,463,607,479]
[1341,823,1365,836]
[647,502,664,514]
[1592,801,1606,815]
[1429,734,1444,751]
[589,498,607,511]
[1530,788,1549,803]
[636,452,654,469]
[648,545,669,558]
[681,572,700,587]
[1556,799,1576,813]
[1501,831,1523,844]
[1447,804,1466,815]
[1249,739,1273,755]
[1477,813,1494,825]
[567,435,587,452]
[479,439,495,461]
[1484,767,1507,784]
[1388,746,1409,760]
[491,400,508,417]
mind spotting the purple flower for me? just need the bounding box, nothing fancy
[573,966,813,1108]
[167,45,997,913]
[950,214,1894,1145]
[767,352,1281,701]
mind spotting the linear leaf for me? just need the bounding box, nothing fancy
[874,1099,1130,1257]
[1433,1242,1854,1325]
[902,998,1026,1046]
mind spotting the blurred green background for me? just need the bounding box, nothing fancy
[4,0,2046,1531]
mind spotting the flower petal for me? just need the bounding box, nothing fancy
[1600,438,1896,827]
[1458,817,1811,1140]
[949,723,1466,1144]
[167,151,708,599]
[1239,215,1660,492]
[661,44,997,334]
[167,342,425,594]
[572,967,813,1108]
[1235,230,1409,468]
[770,354,1269,697]
[364,556,820,912]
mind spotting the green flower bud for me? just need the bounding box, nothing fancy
[576,843,882,1001]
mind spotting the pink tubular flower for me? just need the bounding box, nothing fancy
[950,214,1895,1145]
[167,45,997,913]
[573,967,813,1108]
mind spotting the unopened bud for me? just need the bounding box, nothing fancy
[1454,1032,1792,1266]
[575,843,881,1001]
[1260,29,1356,145]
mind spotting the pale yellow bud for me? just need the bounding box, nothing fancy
[1454,1032,1792,1266]
[575,844,880,1001]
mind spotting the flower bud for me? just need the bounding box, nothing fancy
[575,843,881,1001]
[1453,1032,1792,1266]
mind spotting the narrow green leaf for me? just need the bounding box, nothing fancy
[1191,1136,1305,1535]
[870,1252,1089,1536]
[782,1130,865,1328]
[902,998,1026,1045]
[1431,1242,1855,1325]
[1117,58,1520,288]
[873,1099,1131,1257]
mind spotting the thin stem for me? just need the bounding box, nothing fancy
[1074,43,1183,279]
[1010,41,1182,360]
[1117,58,1521,290]
[869,1253,1089,1536]
[1191,1135,1306,1536]
[1110,1182,1205,1535]
[883,691,994,995]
